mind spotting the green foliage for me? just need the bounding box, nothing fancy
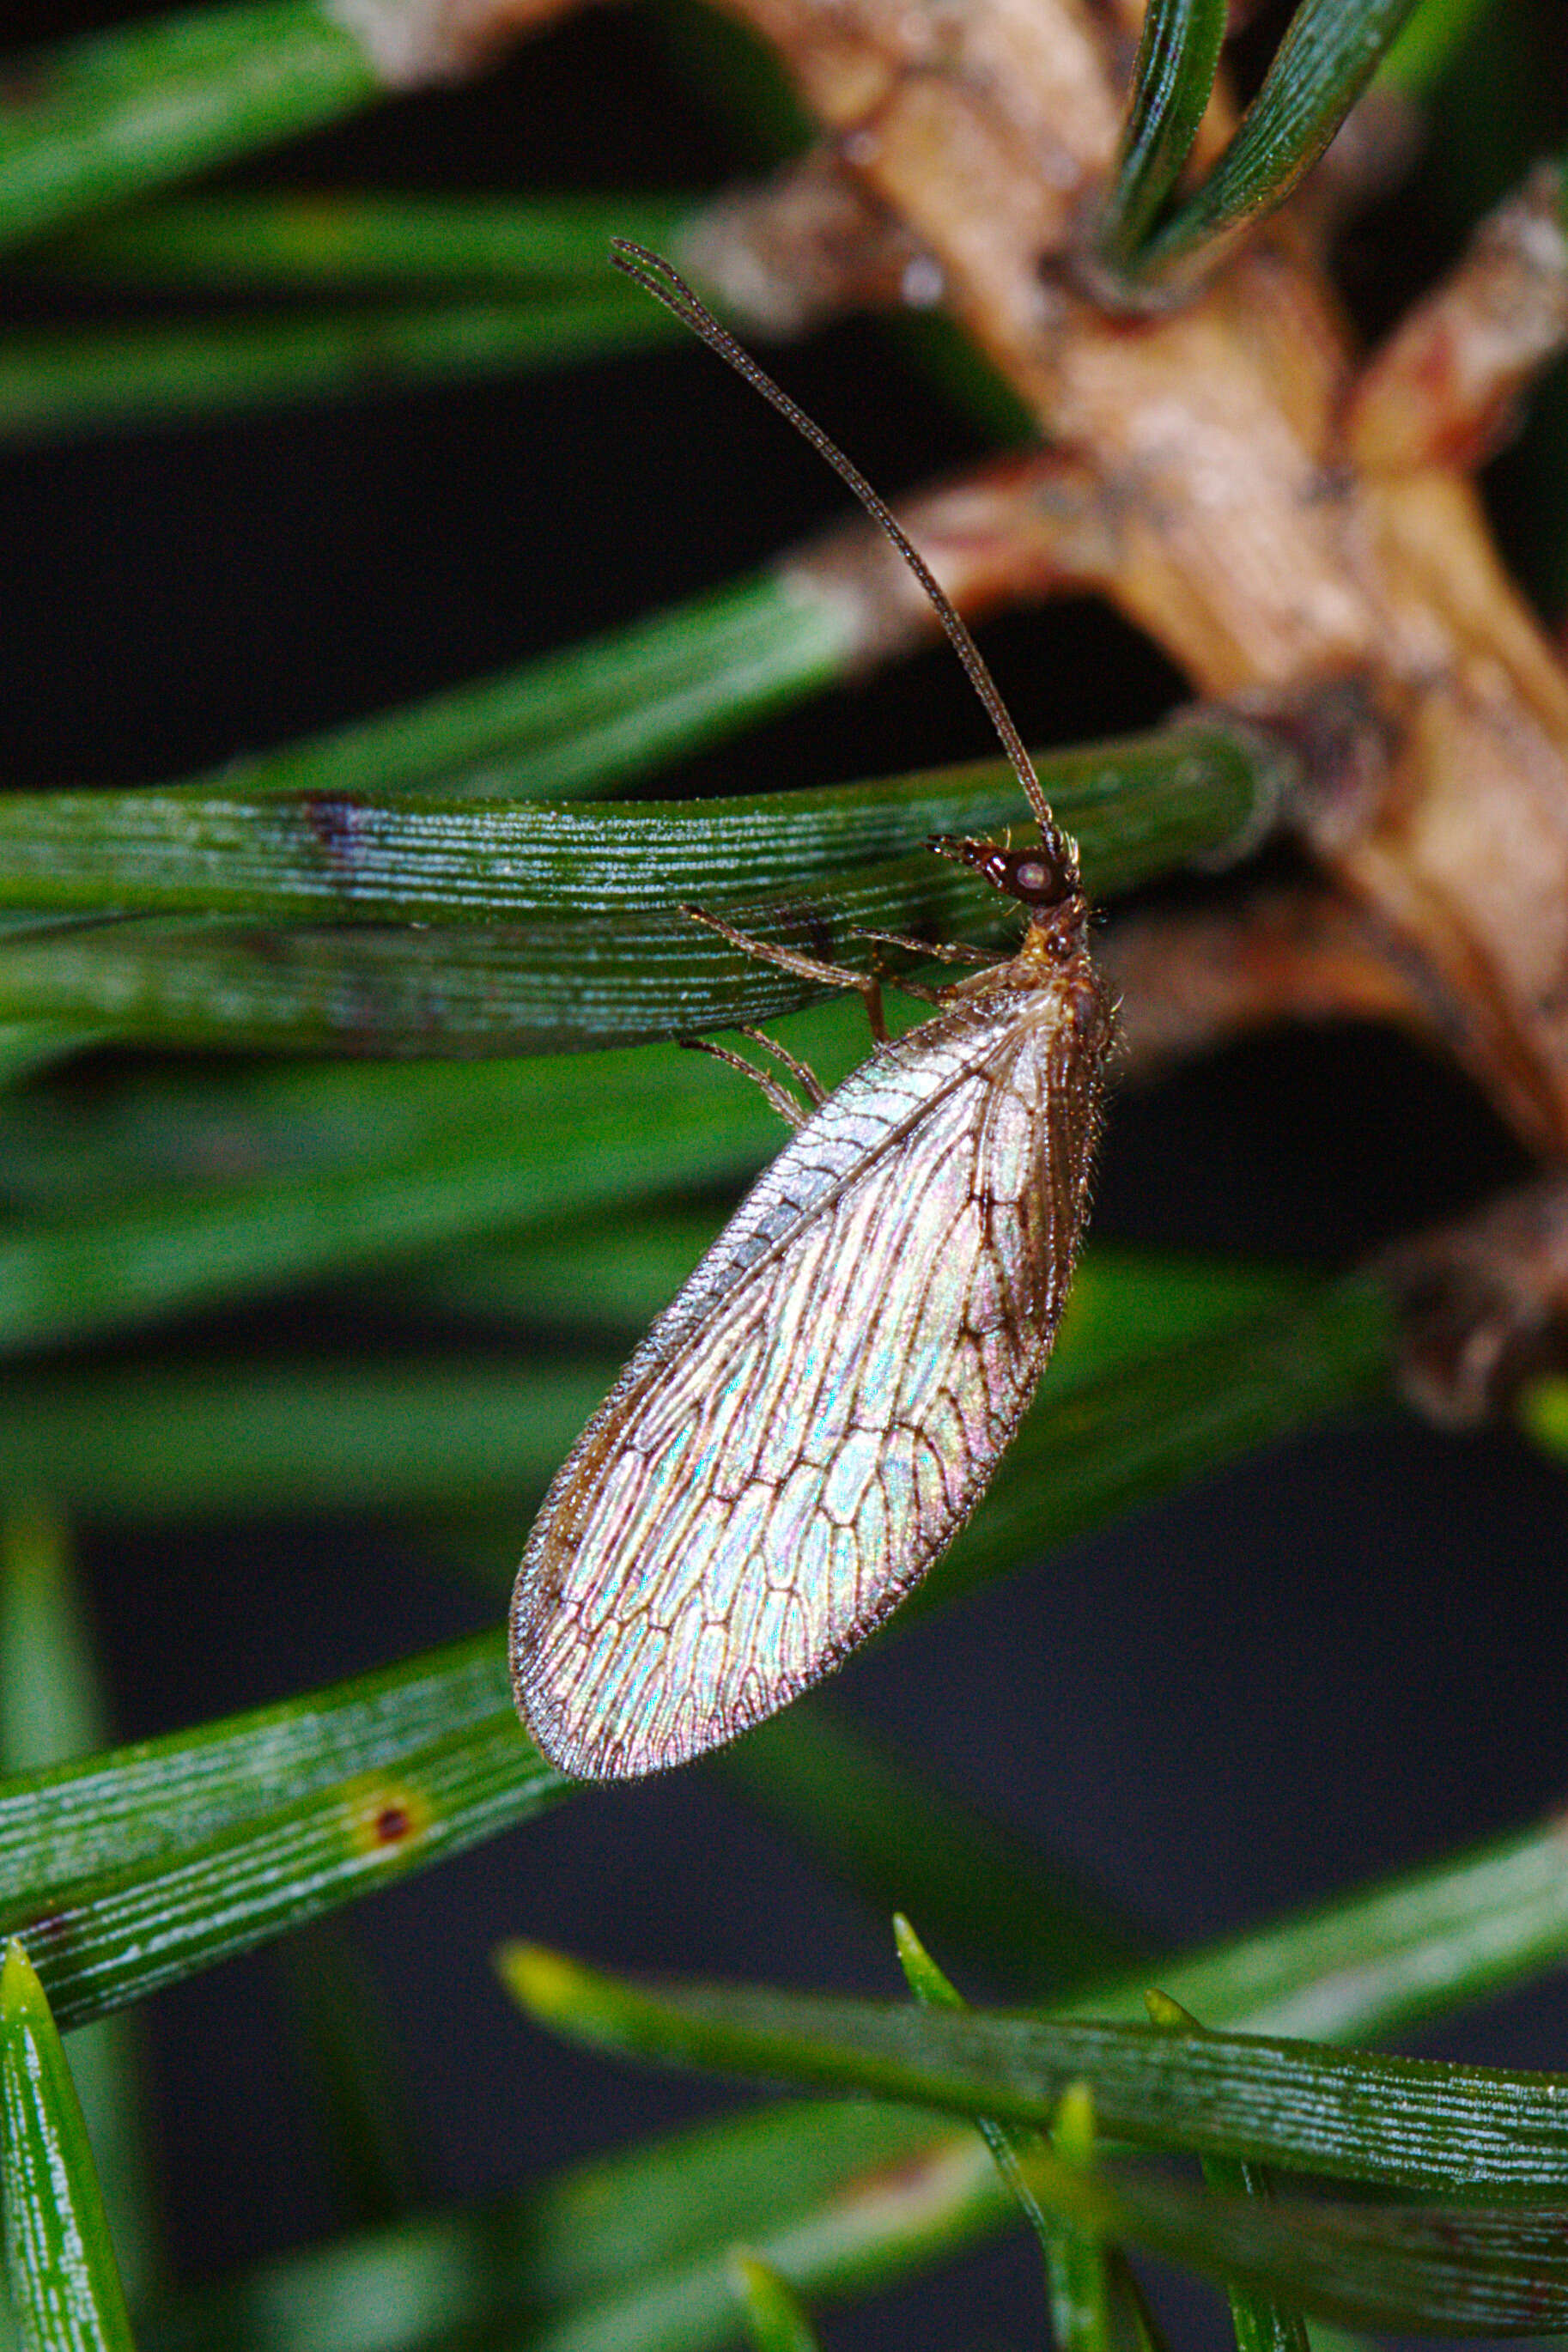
[728,2253,824,2352]
[0,1942,137,2352]
[0,729,1271,921]
[896,1915,1109,2337]
[0,1513,154,2308]
[1126,0,1431,284]
[0,293,683,441]
[1096,0,1228,277]
[499,1945,1568,2328]
[36,193,698,289]
[0,4,376,251]
[1146,1991,1310,2352]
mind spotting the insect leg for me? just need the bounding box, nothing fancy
[683,901,878,991]
[738,1024,828,1108]
[682,903,890,1044]
[680,1036,807,1127]
[856,927,996,969]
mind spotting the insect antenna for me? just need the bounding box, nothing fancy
[609,240,1076,890]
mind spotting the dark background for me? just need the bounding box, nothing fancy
[5,2,1568,2343]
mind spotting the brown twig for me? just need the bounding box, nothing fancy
[1385,1175,1568,1427]
[337,0,1568,1164]
[1346,164,1568,473]
[678,151,940,335]
[322,0,580,82]
[1098,884,1435,1087]
[778,447,1119,670]
[683,0,1568,1162]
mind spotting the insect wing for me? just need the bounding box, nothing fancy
[510,968,1102,1780]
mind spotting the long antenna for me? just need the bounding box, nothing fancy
[610,240,1074,881]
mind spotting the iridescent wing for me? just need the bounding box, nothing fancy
[509,967,1103,1780]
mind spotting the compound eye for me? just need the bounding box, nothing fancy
[1000,850,1067,906]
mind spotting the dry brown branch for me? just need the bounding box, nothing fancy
[678,152,939,333]
[333,0,1568,1168]
[322,0,580,82]
[1386,1175,1568,1426]
[780,448,1119,667]
[1346,164,1568,472]
[1098,884,1435,1086]
[671,0,1568,1163]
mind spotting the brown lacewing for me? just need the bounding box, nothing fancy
[508,244,1110,1780]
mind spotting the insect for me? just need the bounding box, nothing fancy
[508,243,1111,1781]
